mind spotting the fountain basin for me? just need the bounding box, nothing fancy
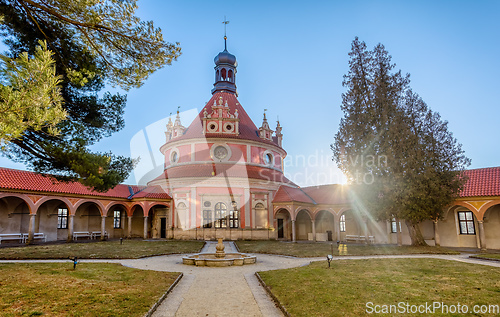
[182,252,257,267]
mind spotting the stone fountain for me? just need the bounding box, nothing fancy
[182,238,256,267]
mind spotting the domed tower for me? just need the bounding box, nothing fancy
[149,39,294,240]
[211,40,237,95]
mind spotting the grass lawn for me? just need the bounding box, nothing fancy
[259,258,500,317]
[235,240,459,257]
[0,240,204,259]
[0,263,179,317]
[472,254,500,261]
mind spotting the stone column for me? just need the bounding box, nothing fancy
[127,216,132,239]
[143,216,149,239]
[396,218,403,246]
[27,213,36,244]
[336,216,341,242]
[433,220,440,246]
[363,217,370,244]
[291,219,296,242]
[100,216,106,241]
[311,219,316,242]
[477,220,486,250]
[67,215,75,242]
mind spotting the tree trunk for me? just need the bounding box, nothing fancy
[406,220,428,246]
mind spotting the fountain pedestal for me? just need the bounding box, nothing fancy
[182,238,257,267]
[215,238,225,258]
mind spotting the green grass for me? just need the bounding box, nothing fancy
[472,253,500,260]
[259,258,500,317]
[0,240,204,259]
[235,240,459,257]
[0,263,180,317]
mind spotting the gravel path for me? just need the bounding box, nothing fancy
[1,244,499,316]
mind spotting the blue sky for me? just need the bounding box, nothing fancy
[1,0,499,187]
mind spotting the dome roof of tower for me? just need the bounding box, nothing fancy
[165,92,282,148]
[214,49,237,66]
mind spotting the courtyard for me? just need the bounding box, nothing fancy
[1,240,499,316]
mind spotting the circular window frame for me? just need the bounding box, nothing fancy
[223,122,234,133]
[207,121,218,133]
[210,143,232,162]
[170,148,180,165]
[262,150,274,167]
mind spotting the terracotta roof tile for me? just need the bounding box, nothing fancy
[460,167,500,197]
[0,167,169,200]
[302,184,350,205]
[273,186,315,204]
[167,92,281,147]
[273,184,350,205]
[151,163,296,186]
[131,185,171,199]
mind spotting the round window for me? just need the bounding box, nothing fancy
[171,151,178,163]
[264,152,273,165]
[214,145,228,160]
[207,122,218,133]
[204,201,211,207]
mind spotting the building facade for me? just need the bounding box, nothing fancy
[0,44,499,249]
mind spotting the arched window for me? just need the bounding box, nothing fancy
[114,209,122,229]
[203,201,212,228]
[228,69,233,82]
[339,214,346,232]
[215,202,227,228]
[176,202,187,229]
[254,203,267,228]
[229,201,239,228]
[57,207,68,229]
[221,68,227,80]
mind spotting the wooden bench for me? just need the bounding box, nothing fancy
[91,231,108,240]
[0,233,24,244]
[22,233,46,243]
[73,231,91,240]
[345,235,375,244]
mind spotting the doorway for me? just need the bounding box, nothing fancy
[278,219,284,239]
[160,218,167,238]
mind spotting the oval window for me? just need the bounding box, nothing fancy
[171,151,178,163]
[264,153,273,165]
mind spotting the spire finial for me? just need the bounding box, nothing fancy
[222,16,229,51]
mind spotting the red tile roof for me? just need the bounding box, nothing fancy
[460,167,500,197]
[273,186,315,204]
[0,167,170,200]
[273,184,350,205]
[302,184,350,204]
[131,185,171,199]
[168,92,281,148]
[150,163,296,186]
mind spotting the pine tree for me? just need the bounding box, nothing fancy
[0,0,181,191]
[332,37,470,245]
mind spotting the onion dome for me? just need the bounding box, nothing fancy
[212,40,238,95]
[214,49,237,66]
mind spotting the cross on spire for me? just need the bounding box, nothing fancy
[222,16,229,50]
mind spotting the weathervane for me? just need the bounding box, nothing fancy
[222,16,229,50]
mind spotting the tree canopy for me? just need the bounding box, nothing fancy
[0,0,181,191]
[0,40,66,142]
[332,37,470,245]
